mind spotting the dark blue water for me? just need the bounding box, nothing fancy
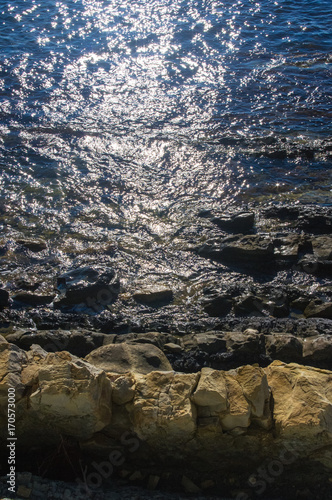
[0,0,331,273]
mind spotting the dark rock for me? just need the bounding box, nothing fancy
[6,329,110,357]
[85,342,172,374]
[12,292,55,307]
[265,334,303,363]
[304,301,332,319]
[16,238,47,252]
[197,234,275,270]
[203,294,233,317]
[224,329,265,359]
[311,236,332,260]
[193,332,227,354]
[234,294,264,316]
[290,297,311,312]
[273,234,303,262]
[298,214,332,234]
[0,289,9,309]
[303,335,332,366]
[133,288,173,306]
[55,266,119,308]
[211,212,255,234]
[264,205,300,220]
[116,331,175,349]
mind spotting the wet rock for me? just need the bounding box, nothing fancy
[234,294,264,316]
[0,289,9,309]
[16,238,47,252]
[12,292,55,307]
[265,334,303,363]
[304,300,332,319]
[203,293,233,317]
[55,266,119,308]
[85,343,172,374]
[211,211,255,233]
[133,288,173,306]
[197,234,275,269]
[273,234,303,262]
[298,213,332,234]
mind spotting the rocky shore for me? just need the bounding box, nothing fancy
[0,203,331,499]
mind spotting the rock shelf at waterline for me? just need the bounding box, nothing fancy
[0,340,332,499]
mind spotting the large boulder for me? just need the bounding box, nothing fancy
[85,343,172,375]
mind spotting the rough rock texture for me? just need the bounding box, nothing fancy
[0,344,112,444]
[85,342,173,374]
[1,343,332,498]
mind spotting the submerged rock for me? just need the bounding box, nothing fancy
[55,266,120,309]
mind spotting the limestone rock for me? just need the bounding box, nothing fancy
[234,365,270,419]
[85,343,172,375]
[163,342,183,354]
[27,351,112,438]
[130,371,199,445]
[193,332,227,354]
[265,361,332,439]
[108,373,136,405]
[221,373,251,430]
[191,368,227,409]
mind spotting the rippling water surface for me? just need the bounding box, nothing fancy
[0,0,331,297]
